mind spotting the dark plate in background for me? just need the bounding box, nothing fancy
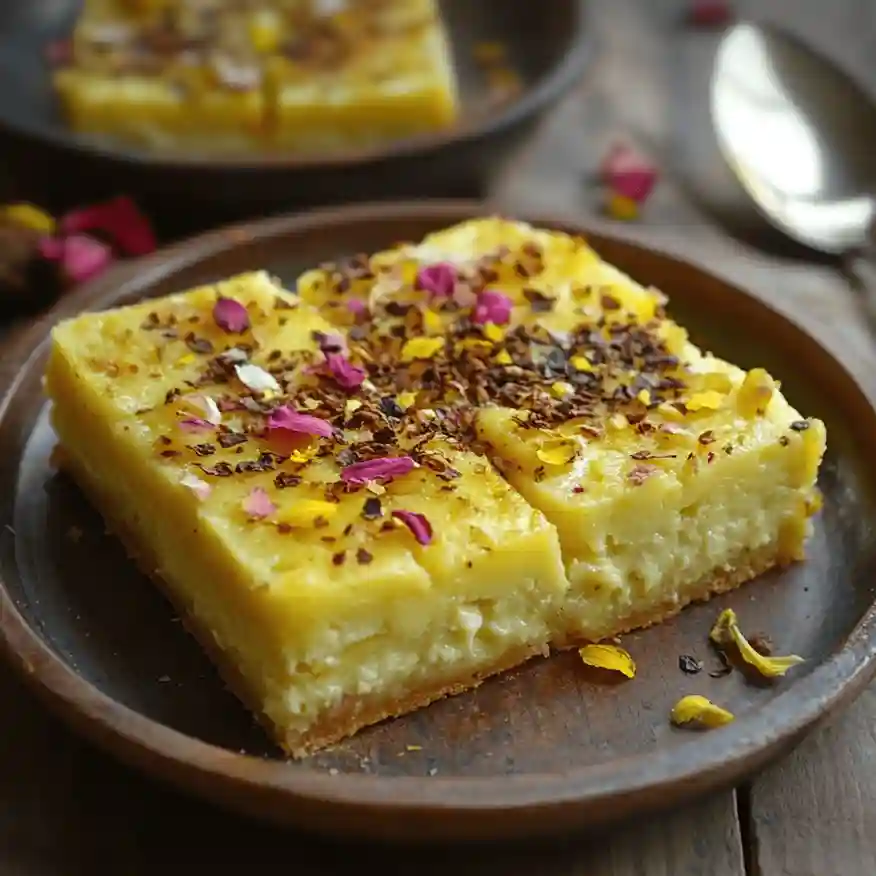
[1,202,875,843]
[0,1,590,234]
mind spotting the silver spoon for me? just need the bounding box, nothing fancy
[710,21,876,314]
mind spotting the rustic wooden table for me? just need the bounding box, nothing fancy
[3,0,876,873]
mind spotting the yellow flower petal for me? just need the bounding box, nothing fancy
[536,438,578,467]
[1,202,56,234]
[483,322,505,342]
[400,337,444,363]
[578,644,636,678]
[344,399,362,418]
[606,192,639,222]
[637,389,651,406]
[176,353,196,366]
[550,381,573,399]
[570,355,593,372]
[455,338,493,355]
[670,695,735,728]
[494,349,513,366]
[686,390,724,411]
[422,309,443,335]
[710,608,804,678]
[279,500,338,528]
[397,391,417,410]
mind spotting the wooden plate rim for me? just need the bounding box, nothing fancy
[0,3,590,172]
[2,199,876,821]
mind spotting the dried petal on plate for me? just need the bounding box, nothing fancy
[710,608,804,678]
[536,437,578,467]
[235,363,280,394]
[340,456,415,485]
[213,296,250,333]
[400,336,444,363]
[180,471,212,500]
[325,353,366,391]
[600,143,660,203]
[416,262,456,298]
[267,405,334,438]
[59,195,156,256]
[472,290,513,326]
[482,322,505,342]
[1,202,56,234]
[279,499,338,528]
[391,510,433,546]
[578,644,636,678]
[41,234,114,284]
[670,695,735,728]
[422,309,443,335]
[242,487,277,519]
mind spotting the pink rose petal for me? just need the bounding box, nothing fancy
[267,405,334,438]
[60,195,156,256]
[340,456,415,486]
[178,417,214,432]
[317,332,347,355]
[391,510,433,546]
[600,143,659,203]
[44,234,113,284]
[347,298,367,316]
[472,290,513,326]
[242,487,276,520]
[416,262,457,298]
[212,296,250,333]
[325,353,366,391]
[38,236,64,260]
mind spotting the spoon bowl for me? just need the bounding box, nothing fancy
[711,22,876,256]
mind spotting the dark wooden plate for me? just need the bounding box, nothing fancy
[1,201,875,844]
[0,1,589,233]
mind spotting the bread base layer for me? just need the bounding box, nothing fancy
[54,443,786,759]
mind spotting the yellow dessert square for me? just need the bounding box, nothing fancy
[53,0,268,151]
[45,270,568,756]
[296,217,827,645]
[264,0,459,151]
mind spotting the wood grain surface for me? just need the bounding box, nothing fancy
[2,0,875,873]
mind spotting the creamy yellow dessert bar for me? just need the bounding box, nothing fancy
[51,0,460,154]
[45,219,826,756]
[298,217,827,646]
[45,271,568,756]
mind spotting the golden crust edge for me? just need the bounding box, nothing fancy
[53,443,791,759]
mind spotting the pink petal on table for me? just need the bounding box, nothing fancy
[600,144,659,203]
[340,456,415,486]
[325,353,366,391]
[472,290,513,325]
[416,262,457,298]
[213,296,250,333]
[49,234,114,284]
[267,406,334,438]
[178,417,214,432]
[242,487,276,520]
[391,510,433,546]
[60,195,156,256]
[38,236,64,260]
